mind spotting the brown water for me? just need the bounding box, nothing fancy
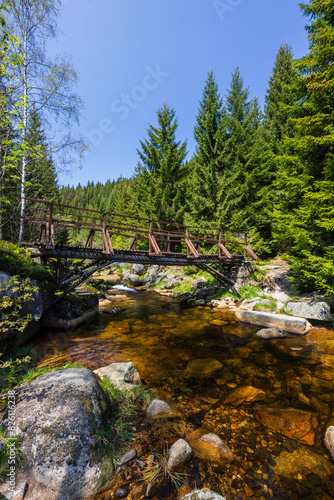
[32,291,334,500]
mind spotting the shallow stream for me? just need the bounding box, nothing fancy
[32,291,334,499]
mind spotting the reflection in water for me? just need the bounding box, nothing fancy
[32,291,334,499]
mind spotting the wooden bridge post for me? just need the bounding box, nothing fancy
[46,203,54,249]
[244,233,247,259]
[102,213,113,254]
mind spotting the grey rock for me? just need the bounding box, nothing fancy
[239,297,262,311]
[11,481,29,500]
[0,368,112,500]
[132,264,145,276]
[193,286,216,300]
[167,439,192,469]
[162,277,180,289]
[142,274,156,284]
[94,362,140,390]
[147,265,160,274]
[42,293,98,330]
[145,483,158,498]
[116,487,128,498]
[122,273,142,287]
[118,448,137,466]
[286,301,331,321]
[236,310,312,335]
[191,277,208,291]
[194,299,206,306]
[324,425,334,460]
[256,328,288,339]
[179,488,226,499]
[145,398,172,418]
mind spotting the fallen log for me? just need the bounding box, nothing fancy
[235,309,312,335]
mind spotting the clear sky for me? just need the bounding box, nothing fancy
[50,0,310,187]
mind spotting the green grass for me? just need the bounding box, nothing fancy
[253,298,277,313]
[238,284,264,299]
[0,241,53,281]
[143,446,189,489]
[210,288,239,300]
[97,377,151,470]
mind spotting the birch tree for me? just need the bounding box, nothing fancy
[4,0,86,244]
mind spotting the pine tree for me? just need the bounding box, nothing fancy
[275,0,334,293]
[217,68,260,231]
[134,104,188,225]
[185,71,227,228]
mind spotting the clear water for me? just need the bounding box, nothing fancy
[31,291,334,500]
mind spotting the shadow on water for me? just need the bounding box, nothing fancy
[29,291,334,499]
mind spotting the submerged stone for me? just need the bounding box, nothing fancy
[256,328,288,339]
[254,407,318,445]
[225,385,266,407]
[185,358,223,378]
[324,425,334,460]
[273,448,332,479]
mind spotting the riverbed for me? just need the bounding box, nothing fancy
[32,291,334,499]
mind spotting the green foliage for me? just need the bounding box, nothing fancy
[0,276,38,335]
[0,432,22,480]
[143,446,188,488]
[97,377,151,469]
[0,241,53,280]
[253,297,277,313]
[134,103,188,227]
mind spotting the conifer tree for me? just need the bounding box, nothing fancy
[134,104,187,225]
[217,68,260,231]
[185,71,227,228]
[275,0,334,293]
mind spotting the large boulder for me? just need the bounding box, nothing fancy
[254,407,318,445]
[236,310,312,334]
[286,301,331,321]
[41,292,98,329]
[0,272,54,353]
[122,272,142,287]
[179,490,226,500]
[0,368,114,500]
[132,264,145,276]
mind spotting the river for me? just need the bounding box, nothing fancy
[31,290,334,499]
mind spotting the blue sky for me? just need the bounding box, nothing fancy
[51,0,310,187]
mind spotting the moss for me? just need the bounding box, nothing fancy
[0,242,53,281]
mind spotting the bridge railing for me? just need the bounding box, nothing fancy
[23,198,258,260]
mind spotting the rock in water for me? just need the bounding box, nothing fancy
[236,310,312,334]
[167,439,192,470]
[324,425,334,460]
[179,488,227,499]
[225,385,266,407]
[102,307,126,315]
[273,448,333,479]
[0,368,114,500]
[254,407,318,445]
[187,430,234,472]
[185,358,223,378]
[145,398,172,418]
[256,328,288,339]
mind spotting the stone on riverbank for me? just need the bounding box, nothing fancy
[0,368,113,500]
[254,407,318,445]
[236,310,312,334]
[286,301,331,321]
[94,362,140,390]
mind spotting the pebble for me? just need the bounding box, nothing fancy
[116,487,128,498]
[118,449,137,466]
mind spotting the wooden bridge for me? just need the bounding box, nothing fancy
[23,198,258,294]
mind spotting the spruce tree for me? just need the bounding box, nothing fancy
[185,71,227,228]
[217,68,260,231]
[275,0,334,293]
[134,103,187,225]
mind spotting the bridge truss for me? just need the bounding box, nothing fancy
[23,198,258,295]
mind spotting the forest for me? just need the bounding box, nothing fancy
[1,0,334,294]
